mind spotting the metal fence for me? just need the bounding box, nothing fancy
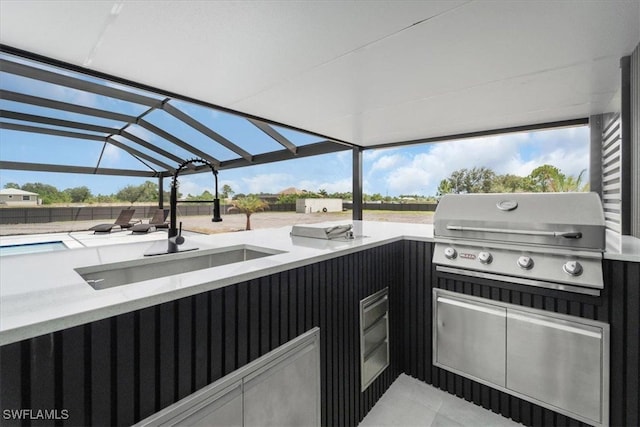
[342,202,437,212]
[0,203,298,224]
[0,202,436,224]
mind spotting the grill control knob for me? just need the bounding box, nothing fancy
[444,247,457,259]
[563,261,583,276]
[517,256,534,270]
[478,251,493,264]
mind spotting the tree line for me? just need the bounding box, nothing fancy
[2,164,586,205]
[2,181,236,205]
[436,164,588,195]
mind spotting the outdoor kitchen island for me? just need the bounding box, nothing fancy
[0,221,638,427]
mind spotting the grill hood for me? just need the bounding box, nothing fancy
[434,193,605,252]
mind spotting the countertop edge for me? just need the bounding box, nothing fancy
[603,235,640,262]
[2,227,638,346]
[0,233,409,346]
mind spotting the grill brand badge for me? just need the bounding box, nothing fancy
[460,253,476,260]
[497,200,518,211]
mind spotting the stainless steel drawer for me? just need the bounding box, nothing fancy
[362,296,388,330]
[363,316,387,356]
[360,288,389,391]
[362,341,388,388]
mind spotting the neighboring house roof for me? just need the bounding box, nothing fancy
[0,188,39,196]
[278,187,305,195]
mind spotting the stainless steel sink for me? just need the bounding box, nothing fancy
[76,245,284,290]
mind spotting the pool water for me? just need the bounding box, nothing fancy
[0,241,68,256]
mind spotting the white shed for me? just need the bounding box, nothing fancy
[0,189,40,206]
[296,198,342,214]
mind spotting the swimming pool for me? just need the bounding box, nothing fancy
[0,241,68,256]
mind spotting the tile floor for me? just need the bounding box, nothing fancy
[359,374,521,427]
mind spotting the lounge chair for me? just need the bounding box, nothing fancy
[89,209,139,233]
[131,209,170,234]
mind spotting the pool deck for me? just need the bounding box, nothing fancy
[0,228,179,252]
[0,211,435,236]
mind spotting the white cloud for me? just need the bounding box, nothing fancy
[176,177,213,197]
[364,148,400,161]
[335,150,351,166]
[298,178,352,194]
[367,128,589,196]
[370,153,406,172]
[241,173,293,194]
[102,144,123,164]
[511,148,589,178]
[385,165,432,195]
[378,135,523,195]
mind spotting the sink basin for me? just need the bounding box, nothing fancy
[76,244,285,290]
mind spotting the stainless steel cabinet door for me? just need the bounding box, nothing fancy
[135,381,243,427]
[434,295,506,387]
[176,382,243,427]
[506,310,606,425]
[243,337,320,427]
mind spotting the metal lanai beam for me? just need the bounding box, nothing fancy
[104,137,174,172]
[1,90,136,123]
[0,160,158,177]
[119,131,185,166]
[0,111,178,170]
[0,122,105,141]
[248,118,297,154]
[218,140,350,170]
[137,119,220,166]
[0,121,171,172]
[0,58,161,107]
[0,110,173,171]
[0,110,119,134]
[163,102,253,161]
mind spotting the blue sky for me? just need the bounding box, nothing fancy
[0,54,590,198]
[0,125,590,198]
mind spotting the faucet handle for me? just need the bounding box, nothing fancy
[170,221,185,246]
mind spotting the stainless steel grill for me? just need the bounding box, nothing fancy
[433,193,606,295]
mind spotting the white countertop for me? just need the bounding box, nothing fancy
[1,220,637,346]
[0,221,432,346]
[604,234,640,262]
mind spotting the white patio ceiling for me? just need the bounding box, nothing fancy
[1,0,639,148]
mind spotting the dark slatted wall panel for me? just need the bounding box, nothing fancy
[401,239,432,382]
[631,43,640,238]
[605,259,640,427]
[402,241,636,427]
[2,241,635,427]
[0,242,402,427]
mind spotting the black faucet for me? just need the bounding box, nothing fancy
[168,158,222,253]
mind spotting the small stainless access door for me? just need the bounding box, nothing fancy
[507,310,608,425]
[434,295,506,387]
[360,288,389,391]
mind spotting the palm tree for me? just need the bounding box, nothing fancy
[229,196,269,230]
[558,169,588,192]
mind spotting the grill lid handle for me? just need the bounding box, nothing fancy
[445,225,582,239]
